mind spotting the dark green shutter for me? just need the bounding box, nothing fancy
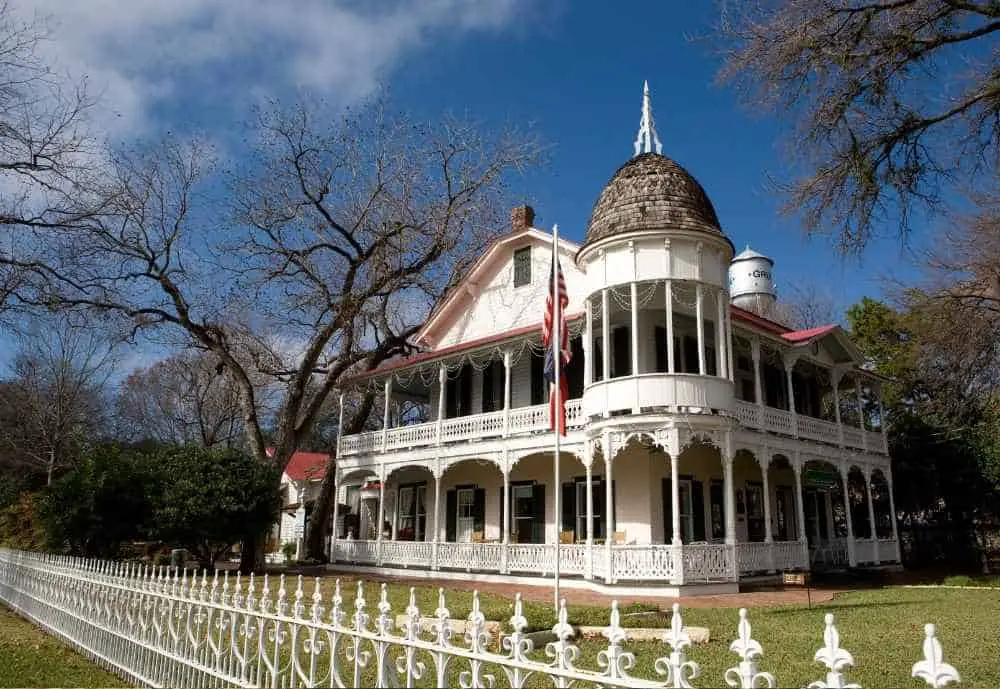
[531,483,545,544]
[472,488,485,533]
[692,480,706,542]
[611,480,617,536]
[710,482,725,539]
[593,480,606,539]
[445,489,457,542]
[662,478,672,543]
[562,482,576,538]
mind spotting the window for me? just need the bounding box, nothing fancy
[511,483,545,544]
[678,481,694,543]
[745,482,765,541]
[573,480,605,540]
[345,485,361,514]
[710,481,724,540]
[457,488,475,542]
[481,361,503,413]
[513,247,531,287]
[611,327,631,377]
[396,483,426,541]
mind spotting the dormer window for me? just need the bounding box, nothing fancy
[513,246,531,287]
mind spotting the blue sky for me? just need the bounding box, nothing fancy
[12,0,935,371]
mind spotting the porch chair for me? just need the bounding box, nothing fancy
[613,531,627,545]
[559,530,574,544]
[471,531,484,543]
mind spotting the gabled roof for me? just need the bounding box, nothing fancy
[269,448,329,482]
[415,227,581,349]
[781,324,862,364]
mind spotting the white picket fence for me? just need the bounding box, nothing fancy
[0,548,961,688]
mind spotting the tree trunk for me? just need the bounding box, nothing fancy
[239,531,266,574]
[304,462,337,562]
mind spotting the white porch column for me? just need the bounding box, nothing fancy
[792,454,809,569]
[501,455,510,574]
[376,472,386,565]
[502,350,512,437]
[330,471,340,562]
[760,452,774,572]
[840,464,857,567]
[294,484,307,561]
[382,378,391,452]
[856,379,867,451]
[725,293,735,382]
[665,279,675,373]
[715,287,726,377]
[670,445,683,586]
[432,467,441,570]
[864,465,880,564]
[601,288,611,416]
[886,465,902,563]
[630,281,640,413]
[833,371,844,447]
[603,430,614,583]
[722,432,737,580]
[584,299,593,387]
[585,453,594,580]
[784,355,799,436]
[751,337,763,426]
[436,364,446,444]
[695,284,706,375]
[877,385,889,454]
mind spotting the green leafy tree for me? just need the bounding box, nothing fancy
[40,445,159,558]
[151,446,281,568]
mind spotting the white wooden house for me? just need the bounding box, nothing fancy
[317,85,900,596]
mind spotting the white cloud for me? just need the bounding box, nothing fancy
[13,0,528,138]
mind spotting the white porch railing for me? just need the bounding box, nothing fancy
[811,537,850,568]
[0,549,961,688]
[733,400,884,453]
[737,540,811,574]
[340,399,584,457]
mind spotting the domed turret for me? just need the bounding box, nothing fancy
[729,245,777,318]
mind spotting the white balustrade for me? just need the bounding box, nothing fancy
[854,539,876,565]
[683,543,735,582]
[1,548,959,688]
[378,540,434,568]
[879,538,900,562]
[609,545,678,582]
[760,406,795,435]
[733,399,760,427]
[771,540,808,571]
[436,542,503,572]
[582,373,733,418]
[737,542,771,574]
[842,426,864,448]
[797,415,841,445]
[336,539,379,564]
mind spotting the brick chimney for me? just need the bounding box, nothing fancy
[510,205,535,233]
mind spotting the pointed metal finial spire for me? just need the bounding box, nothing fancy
[633,79,663,157]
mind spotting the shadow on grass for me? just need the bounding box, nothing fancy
[764,599,916,615]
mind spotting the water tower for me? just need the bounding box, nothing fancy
[729,246,777,318]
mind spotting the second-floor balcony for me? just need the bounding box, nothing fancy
[339,394,885,459]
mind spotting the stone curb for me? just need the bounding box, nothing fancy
[897,584,999,590]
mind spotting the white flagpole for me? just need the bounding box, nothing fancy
[552,223,561,612]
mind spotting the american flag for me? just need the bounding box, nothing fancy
[543,250,571,435]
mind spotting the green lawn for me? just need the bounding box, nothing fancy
[0,604,125,688]
[2,586,997,688]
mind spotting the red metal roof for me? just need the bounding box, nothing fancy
[275,450,329,481]
[781,324,838,343]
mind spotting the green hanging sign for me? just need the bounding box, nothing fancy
[804,467,839,488]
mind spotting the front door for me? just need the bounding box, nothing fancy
[804,489,829,547]
[456,488,475,542]
[775,486,795,540]
[512,484,535,543]
[745,482,765,541]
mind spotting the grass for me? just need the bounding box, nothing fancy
[2,583,998,688]
[0,604,125,688]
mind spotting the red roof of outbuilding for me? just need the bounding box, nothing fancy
[271,449,329,481]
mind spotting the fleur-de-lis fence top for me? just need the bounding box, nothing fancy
[912,624,961,688]
[0,549,969,689]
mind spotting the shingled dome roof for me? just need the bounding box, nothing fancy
[583,152,729,247]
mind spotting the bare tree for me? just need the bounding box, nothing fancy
[0,315,117,484]
[773,281,845,329]
[0,2,98,318]
[116,351,245,449]
[42,97,541,570]
[713,0,999,254]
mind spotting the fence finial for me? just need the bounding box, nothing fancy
[912,624,960,688]
[726,608,776,688]
[809,613,858,689]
